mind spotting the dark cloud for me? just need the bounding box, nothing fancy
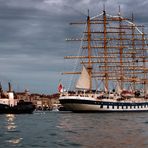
[0,0,147,94]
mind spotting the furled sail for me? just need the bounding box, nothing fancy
[76,66,90,90]
[115,82,122,94]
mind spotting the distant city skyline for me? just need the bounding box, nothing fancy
[0,0,147,94]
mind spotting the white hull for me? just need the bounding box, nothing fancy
[62,103,148,112]
[59,96,148,112]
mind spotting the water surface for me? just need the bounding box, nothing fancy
[0,111,148,147]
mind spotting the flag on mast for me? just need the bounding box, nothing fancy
[58,83,63,92]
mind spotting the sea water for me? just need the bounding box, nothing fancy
[0,111,148,148]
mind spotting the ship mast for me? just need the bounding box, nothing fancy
[87,10,92,90]
[103,10,108,91]
[131,13,136,90]
[118,6,124,90]
[142,27,147,95]
[62,8,148,93]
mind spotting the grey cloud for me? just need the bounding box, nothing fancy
[0,0,147,94]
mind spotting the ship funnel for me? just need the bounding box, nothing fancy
[8,82,12,92]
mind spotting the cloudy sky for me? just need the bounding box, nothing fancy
[0,0,147,94]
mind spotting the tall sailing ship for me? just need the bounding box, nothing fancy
[59,8,148,112]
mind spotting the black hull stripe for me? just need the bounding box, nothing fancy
[60,99,148,106]
[72,110,148,113]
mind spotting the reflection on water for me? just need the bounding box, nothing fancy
[56,113,148,148]
[6,137,23,144]
[4,114,23,146]
[5,114,16,131]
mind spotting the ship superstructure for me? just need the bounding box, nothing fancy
[0,83,35,114]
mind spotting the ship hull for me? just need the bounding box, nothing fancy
[59,96,148,112]
[0,101,35,114]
